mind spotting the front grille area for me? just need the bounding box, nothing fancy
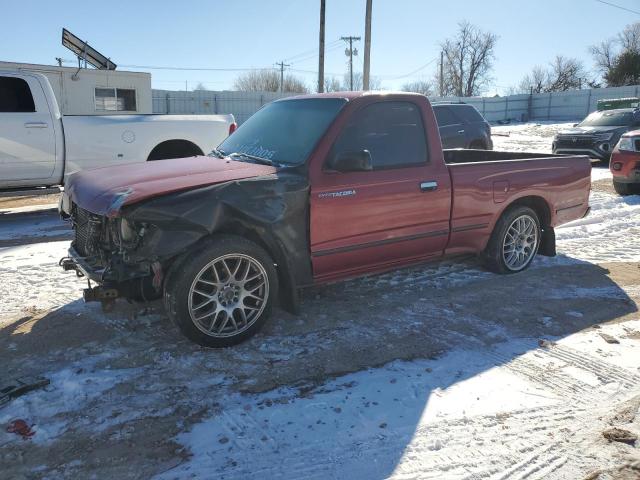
[555,135,597,148]
[635,139,640,151]
[73,206,105,257]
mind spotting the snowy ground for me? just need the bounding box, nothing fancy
[1,123,639,479]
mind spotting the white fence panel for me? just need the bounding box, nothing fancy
[153,85,640,124]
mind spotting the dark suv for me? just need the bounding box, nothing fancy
[552,108,640,162]
[432,103,493,150]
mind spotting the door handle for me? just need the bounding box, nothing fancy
[24,122,48,128]
[420,181,438,192]
[457,129,465,134]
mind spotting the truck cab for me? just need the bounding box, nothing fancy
[0,71,64,187]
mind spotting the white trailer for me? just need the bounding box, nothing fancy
[0,61,152,116]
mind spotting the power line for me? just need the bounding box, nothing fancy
[384,57,439,80]
[283,42,344,66]
[594,0,640,15]
[284,39,341,63]
[78,62,275,72]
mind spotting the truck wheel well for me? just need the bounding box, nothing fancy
[504,196,555,256]
[507,196,551,227]
[147,140,204,161]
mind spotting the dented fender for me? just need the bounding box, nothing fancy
[122,172,313,301]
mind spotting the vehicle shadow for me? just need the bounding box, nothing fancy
[0,256,638,478]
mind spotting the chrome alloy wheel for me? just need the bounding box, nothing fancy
[187,254,269,338]
[502,214,538,271]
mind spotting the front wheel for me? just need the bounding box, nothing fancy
[164,236,278,347]
[482,206,541,274]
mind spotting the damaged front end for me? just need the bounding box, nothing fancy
[60,199,165,310]
[59,169,312,313]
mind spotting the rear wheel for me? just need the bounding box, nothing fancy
[613,180,638,196]
[164,236,278,347]
[482,206,541,274]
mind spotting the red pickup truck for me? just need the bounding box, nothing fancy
[60,92,591,347]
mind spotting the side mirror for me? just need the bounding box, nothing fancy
[329,150,373,172]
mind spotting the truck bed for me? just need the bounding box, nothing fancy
[443,149,573,164]
[443,151,591,256]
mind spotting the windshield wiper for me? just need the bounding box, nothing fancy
[228,152,275,166]
[208,148,226,159]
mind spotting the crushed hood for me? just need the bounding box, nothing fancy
[65,156,277,216]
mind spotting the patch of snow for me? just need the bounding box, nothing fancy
[162,319,640,479]
[554,190,640,263]
[0,241,85,317]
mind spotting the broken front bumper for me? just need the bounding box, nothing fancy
[60,245,161,305]
[60,246,107,283]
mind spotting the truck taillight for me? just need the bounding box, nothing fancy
[229,122,237,135]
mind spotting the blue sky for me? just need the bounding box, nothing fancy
[1,0,638,94]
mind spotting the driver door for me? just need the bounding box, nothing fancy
[310,100,452,282]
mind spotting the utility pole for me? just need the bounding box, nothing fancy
[363,0,372,91]
[55,57,63,67]
[439,51,444,97]
[318,0,326,93]
[276,61,290,93]
[341,36,361,91]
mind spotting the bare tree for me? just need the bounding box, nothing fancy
[545,55,585,92]
[233,69,308,93]
[517,66,549,94]
[323,76,342,92]
[193,82,209,91]
[619,22,640,53]
[319,73,382,93]
[439,21,498,97]
[590,22,640,86]
[401,80,434,96]
[342,72,382,91]
[589,38,616,75]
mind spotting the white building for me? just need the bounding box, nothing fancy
[0,61,152,115]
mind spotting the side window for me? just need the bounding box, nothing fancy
[457,105,485,123]
[0,76,36,112]
[95,87,137,111]
[433,106,459,126]
[330,101,428,170]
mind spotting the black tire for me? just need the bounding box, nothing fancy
[164,235,278,347]
[469,140,487,150]
[613,180,637,196]
[482,205,541,274]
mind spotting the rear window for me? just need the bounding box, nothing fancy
[452,105,485,123]
[0,76,35,112]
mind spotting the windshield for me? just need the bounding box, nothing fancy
[579,110,637,127]
[216,98,347,166]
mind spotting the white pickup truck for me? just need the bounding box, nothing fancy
[0,70,236,190]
